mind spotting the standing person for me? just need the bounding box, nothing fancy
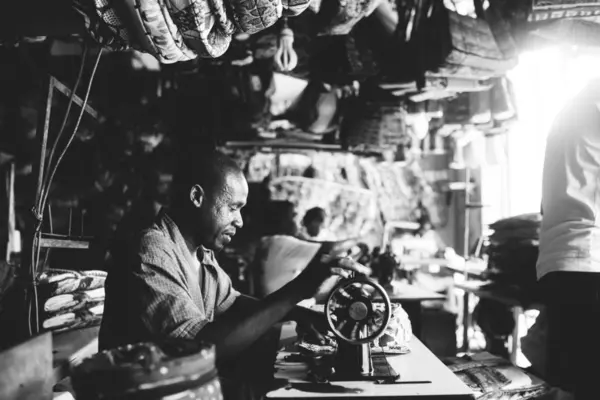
[537,79,600,399]
[99,151,363,361]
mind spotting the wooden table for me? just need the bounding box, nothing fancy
[377,282,446,339]
[455,281,543,365]
[265,323,474,399]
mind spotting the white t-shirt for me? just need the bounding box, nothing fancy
[537,83,600,279]
[297,227,334,242]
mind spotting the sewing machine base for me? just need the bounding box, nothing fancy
[329,343,399,381]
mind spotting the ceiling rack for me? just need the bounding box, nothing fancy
[220,140,390,158]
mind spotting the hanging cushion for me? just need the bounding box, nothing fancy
[165,0,234,57]
[228,0,283,34]
[281,0,312,16]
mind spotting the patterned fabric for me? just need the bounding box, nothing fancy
[44,288,105,314]
[43,304,104,332]
[128,0,198,62]
[72,0,131,51]
[72,0,310,61]
[99,209,240,350]
[281,0,312,16]
[228,0,282,34]
[38,269,106,297]
[165,0,234,58]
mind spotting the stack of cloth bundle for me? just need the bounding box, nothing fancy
[72,0,312,63]
[38,269,107,333]
[486,213,541,292]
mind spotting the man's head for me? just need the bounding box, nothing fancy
[262,201,298,237]
[171,152,248,252]
[302,207,326,238]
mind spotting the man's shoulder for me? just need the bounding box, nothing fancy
[133,218,177,266]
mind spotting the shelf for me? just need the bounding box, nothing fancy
[39,236,91,249]
[221,140,342,152]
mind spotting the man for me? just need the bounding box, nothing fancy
[99,151,361,363]
[537,79,600,399]
[298,207,333,241]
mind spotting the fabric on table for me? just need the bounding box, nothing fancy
[372,303,412,348]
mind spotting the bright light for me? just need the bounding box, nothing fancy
[502,46,600,216]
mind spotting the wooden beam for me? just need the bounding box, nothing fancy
[39,238,90,250]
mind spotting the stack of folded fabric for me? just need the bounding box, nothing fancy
[486,213,541,291]
[38,269,107,333]
[72,0,313,63]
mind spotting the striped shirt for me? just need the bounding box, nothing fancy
[99,210,239,350]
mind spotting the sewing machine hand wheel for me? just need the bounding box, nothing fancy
[325,277,392,345]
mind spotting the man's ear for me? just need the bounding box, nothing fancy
[189,184,205,208]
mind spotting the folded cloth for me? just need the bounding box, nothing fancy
[38,269,80,284]
[44,288,106,314]
[372,303,412,349]
[43,304,104,332]
[39,269,106,297]
[44,294,87,315]
[44,312,78,330]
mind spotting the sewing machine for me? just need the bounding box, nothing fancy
[325,276,399,381]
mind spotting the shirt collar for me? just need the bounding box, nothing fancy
[197,245,217,267]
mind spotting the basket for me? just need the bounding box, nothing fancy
[340,89,409,153]
[71,339,222,400]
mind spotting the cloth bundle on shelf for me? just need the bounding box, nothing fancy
[384,1,517,100]
[340,86,409,153]
[37,269,107,333]
[72,0,312,63]
[485,213,541,291]
[444,77,517,127]
[529,0,600,24]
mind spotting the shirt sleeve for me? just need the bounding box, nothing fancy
[213,263,240,316]
[131,232,209,339]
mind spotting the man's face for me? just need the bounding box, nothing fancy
[306,218,324,237]
[197,171,248,251]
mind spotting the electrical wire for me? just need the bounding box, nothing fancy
[28,46,104,336]
[38,45,89,212]
[40,48,103,218]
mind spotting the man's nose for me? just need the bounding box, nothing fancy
[233,211,243,229]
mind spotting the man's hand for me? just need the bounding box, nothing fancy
[292,253,372,300]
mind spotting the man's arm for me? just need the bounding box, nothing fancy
[225,294,326,326]
[197,255,368,362]
[195,280,307,362]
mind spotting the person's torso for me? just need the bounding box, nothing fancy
[100,212,222,349]
[538,90,600,278]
